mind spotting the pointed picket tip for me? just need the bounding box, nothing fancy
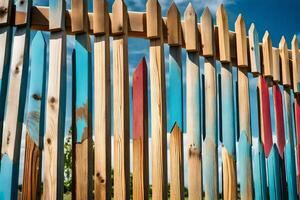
[201,7,212,22]
[33,31,46,45]
[249,23,256,34]
[201,7,214,56]
[171,122,181,134]
[112,0,128,35]
[292,35,298,48]
[146,0,162,38]
[184,2,196,17]
[279,36,287,48]
[263,31,271,42]
[216,4,228,20]
[235,14,245,27]
[167,1,182,45]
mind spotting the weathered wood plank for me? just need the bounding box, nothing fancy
[292,35,300,93]
[200,7,214,57]
[216,4,230,63]
[72,33,92,200]
[22,31,46,200]
[272,48,280,83]
[71,0,88,33]
[280,36,291,86]
[43,31,66,200]
[170,124,184,200]
[14,0,31,26]
[235,14,248,67]
[132,58,149,200]
[93,0,108,35]
[147,1,167,199]
[0,26,31,200]
[0,26,12,155]
[185,4,202,200]
[186,52,202,200]
[93,1,111,197]
[112,1,130,199]
[262,31,273,78]
[167,2,181,46]
[248,24,261,74]
[184,3,198,52]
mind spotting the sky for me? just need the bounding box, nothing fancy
[15,0,300,188]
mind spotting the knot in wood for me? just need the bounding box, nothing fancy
[32,94,42,101]
[20,0,25,5]
[0,7,8,17]
[46,138,51,144]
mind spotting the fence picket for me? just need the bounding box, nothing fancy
[133,58,149,200]
[147,1,168,199]
[71,0,93,199]
[22,31,46,200]
[43,0,66,198]
[280,37,298,199]
[93,0,111,199]
[184,4,202,200]
[0,0,32,198]
[112,0,130,199]
[167,3,184,199]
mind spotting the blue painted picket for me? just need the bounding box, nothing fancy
[168,46,183,131]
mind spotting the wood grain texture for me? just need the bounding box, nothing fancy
[22,31,46,200]
[0,0,12,25]
[146,0,161,39]
[0,27,30,200]
[258,76,273,157]
[43,31,66,200]
[262,31,273,77]
[170,124,184,200]
[93,0,108,35]
[292,35,300,93]
[167,2,181,46]
[222,147,237,200]
[94,35,111,200]
[220,60,236,200]
[272,48,280,83]
[49,0,65,31]
[184,3,198,52]
[112,0,128,36]
[72,33,92,200]
[113,35,130,200]
[149,37,168,200]
[186,52,202,200]
[216,4,230,63]
[235,14,248,67]
[147,0,167,199]
[71,0,88,33]
[200,7,214,57]
[22,134,42,200]
[0,26,12,155]
[248,23,261,74]
[279,36,291,86]
[132,58,148,200]
[168,46,183,131]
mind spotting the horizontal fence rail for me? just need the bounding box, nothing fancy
[0,0,300,200]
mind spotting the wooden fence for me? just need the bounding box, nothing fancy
[0,0,300,199]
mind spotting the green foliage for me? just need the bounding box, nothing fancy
[64,133,72,193]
